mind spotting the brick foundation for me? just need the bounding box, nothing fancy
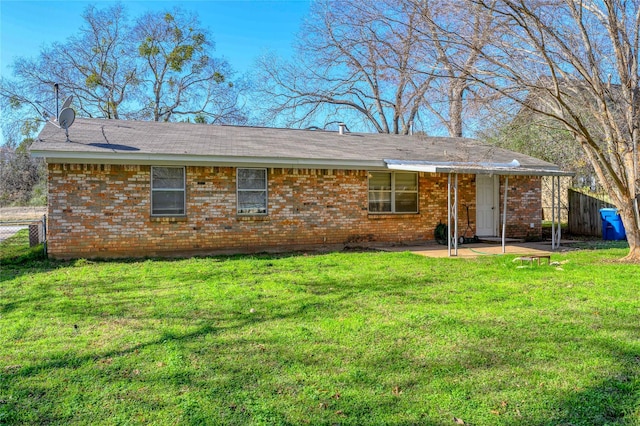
[46,164,542,258]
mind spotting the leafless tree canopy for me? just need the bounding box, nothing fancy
[133,9,247,124]
[468,0,640,260]
[0,4,248,127]
[1,5,135,121]
[253,0,497,136]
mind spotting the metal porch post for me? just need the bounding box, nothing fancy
[552,176,556,250]
[447,173,459,257]
[448,174,451,256]
[454,173,459,256]
[557,175,562,248]
[502,175,509,254]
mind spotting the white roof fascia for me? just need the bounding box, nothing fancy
[385,158,522,169]
[29,150,388,170]
[385,163,439,173]
[29,150,574,176]
[438,167,574,176]
[385,159,574,177]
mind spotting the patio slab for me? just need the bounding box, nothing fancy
[377,241,576,258]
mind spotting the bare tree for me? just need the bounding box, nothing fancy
[254,0,437,134]
[0,124,46,206]
[0,4,248,127]
[253,0,496,136]
[133,8,247,123]
[411,0,497,137]
[468,0,640,261]
[478,108,595,185]
[8,4,137,119]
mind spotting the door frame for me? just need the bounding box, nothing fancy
[476,175,499,237]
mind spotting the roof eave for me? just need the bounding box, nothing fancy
[386,163,574,177]
[29,150,388,170]
[438,167,575,176]
[30,149,574,176]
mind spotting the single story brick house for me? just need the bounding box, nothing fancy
[31,118,568,259]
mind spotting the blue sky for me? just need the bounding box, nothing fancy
[0,0,311,144]
[0,0,310,79]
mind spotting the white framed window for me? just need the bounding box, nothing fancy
[368,171,418,213]
[151,166,186,216]
[237,168,268,215]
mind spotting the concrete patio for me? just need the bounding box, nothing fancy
[377,240,575,258]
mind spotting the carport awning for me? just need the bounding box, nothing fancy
[384,159,571,256]
[384,159,574,176]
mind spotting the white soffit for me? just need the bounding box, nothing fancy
[384,159,574,176]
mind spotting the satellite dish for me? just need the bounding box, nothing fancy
[57,107,75,142]
[61,96,73,110]
[58,107,75,129]
[27,83,75,141]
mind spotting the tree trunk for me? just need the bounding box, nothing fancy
[624,245,640,263]
[449,84,464,138]
[618,197,640,262]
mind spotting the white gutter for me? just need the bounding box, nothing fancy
[386,159,521,169]
[29,150,388,170]
[385,158,573,177]
[30,150,574,176]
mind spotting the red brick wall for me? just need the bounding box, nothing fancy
[46,164,541,258]
[502,175,543,238]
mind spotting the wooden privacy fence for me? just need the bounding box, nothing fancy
[568,189,614,236]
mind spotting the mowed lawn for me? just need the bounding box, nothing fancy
[1,233,639,425]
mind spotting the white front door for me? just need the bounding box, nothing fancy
[476,175,497,236]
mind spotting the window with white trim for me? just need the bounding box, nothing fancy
[368,171,418,213]
[151,166,186,216]
[237,168,268,214]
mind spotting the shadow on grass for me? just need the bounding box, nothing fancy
[1,292,358,425]
[547,338,640,426]
[566,240,630,250]
[2,280,355,378]
[5,323,221,379]
[0,230,67,281]
[2,251,639,424]
[0,249,320,284]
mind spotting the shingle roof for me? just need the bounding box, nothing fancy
[31,118,566,174]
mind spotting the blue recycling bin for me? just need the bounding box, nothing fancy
[599,208,627,240]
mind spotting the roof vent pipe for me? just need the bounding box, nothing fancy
[408,121,413,136]
[338,123,346,135]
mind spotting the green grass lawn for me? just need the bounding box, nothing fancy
[1,236,639,425]
[0,229,45,265]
